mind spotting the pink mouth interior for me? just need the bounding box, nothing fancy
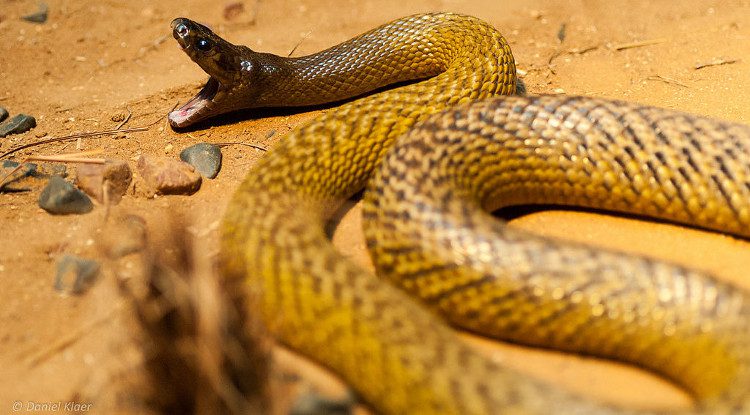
[168,77,220,127]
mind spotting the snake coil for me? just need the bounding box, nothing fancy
[170,13,750,414]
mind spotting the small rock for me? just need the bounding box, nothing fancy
[0,107,7,123]
[2,160,35,172]
[0,114,36,137]
[37,163,67,178]
[289,391,354,415]
[224,2,245,21]
[76,159,132,204]
[55,255,100,295]
[179,143,222,179]
[137,155,202,196]
[38,176,93,214]
[21,2,48,24]
[0,161,38,192]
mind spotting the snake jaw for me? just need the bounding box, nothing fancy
[169,18,240,128]
[169,76,224,128]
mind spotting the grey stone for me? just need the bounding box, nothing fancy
[38,163,67,178]
[179,143,222,179]
[0,161,38,192]
[1,162,68,193]
[0,114,36,137]
[21,2,48,23]
[55,255,100,295]
[2,160,19,169]
[289,391,354,415]
[38,176,93,214]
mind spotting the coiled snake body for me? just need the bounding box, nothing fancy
[169,13,750,414]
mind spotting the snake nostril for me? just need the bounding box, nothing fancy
[175,23,189,37]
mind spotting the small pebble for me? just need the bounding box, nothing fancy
[0,161,38,192]
[37,163,67,178]
[76,159,132,204]
[0,114,36,137]
[2,160,33,171]
[224,2,245,20]
[289,391,354,415]
[55,254,100,295]
[21,2,48,23]
[179,143,222,179]
[38,176,93,214]
[137,155,202,196]
[0,107,7,123]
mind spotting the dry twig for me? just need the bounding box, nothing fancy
[215,141,268,152]
[0,150,106,189]
[645,75,689,88]
[115,106,133,130]
[0,102,176,160]
[547,44,601,65]
[0,127,147,160]
[695,58,739,70]
[612,38,667,51]
[120,219,270,414]
[288,30,313,57]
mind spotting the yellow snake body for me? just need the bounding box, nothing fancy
[169,12,750,414]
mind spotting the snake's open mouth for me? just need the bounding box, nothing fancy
[168,77,221,128]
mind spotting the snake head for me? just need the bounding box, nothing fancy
[169,18,258,128]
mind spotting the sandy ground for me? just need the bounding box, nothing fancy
[2,0,750,413]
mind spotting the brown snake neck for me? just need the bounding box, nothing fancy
[167,16,489,128]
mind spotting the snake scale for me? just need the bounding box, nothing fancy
[168,12,750,414]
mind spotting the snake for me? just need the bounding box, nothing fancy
[168,12,750,414]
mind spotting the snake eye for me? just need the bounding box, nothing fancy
[196,38,212,51]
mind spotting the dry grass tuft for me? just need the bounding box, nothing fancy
[119,218,270,415]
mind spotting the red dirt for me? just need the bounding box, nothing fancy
[2,0,749,413]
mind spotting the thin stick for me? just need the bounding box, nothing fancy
[1,151,107,188]
[645,75,689,88]
[569,44,600,54]
[214,141,268,152]
[114,106,133,130]
[1,101,179,160]
[0,164,29,189]
[27,156,106,164]
[288,30,312,57]
[612,38,667,51]
[695,58,739,70]
[0,127,148,160]
[55,149,104,159]
[102,179,112,224]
